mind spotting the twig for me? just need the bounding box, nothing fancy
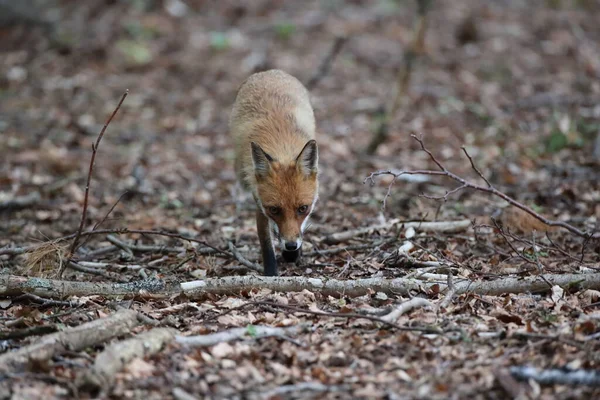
[304,239,394,257]
[510,366,600,387]
[246,301,440,333]
[107,235,188,254]
[367,134,600,239]
[492,219,537,266]
[77,261,143,271]
[172,388,199,400]
[150,302,201,317]
[13,293,72,307]
[544,233,582,263]
[580,228,597,263]
[461,146,492,187]
[80,245,119,260]
[92,192,128,232]
[380,297,433,322]
[68,261,127,282]
[0,325,58,341]
[305,36,347,90]
[0,191,41,210]
[78,191,129,250]
[260,382,345,398]
[323,219,471,244]
[227,242,263,273]
[2,228,225,259]
[79,327,177,389]
[438,273,457,311]
[175,324,309,347]
[0,274,165,298]
[64,90,128,277]
[0,309,139,373]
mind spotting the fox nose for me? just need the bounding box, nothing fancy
[284,241,298,251]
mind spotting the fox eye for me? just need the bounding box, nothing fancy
[268,206,282,215]
[297,205,309,215]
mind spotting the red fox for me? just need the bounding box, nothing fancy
[230,69,319,276]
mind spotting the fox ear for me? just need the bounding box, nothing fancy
[296,140,318,176]
[251,142,273,178]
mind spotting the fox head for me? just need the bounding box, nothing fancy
[251,140,318,252]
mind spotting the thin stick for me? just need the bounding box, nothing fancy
[227,242,263,273]
[175,324,309,348]
[78,191,129,250]
[438,273,457,311]
[64,91,128,276]
[1,228,227,259]
[247,301,441,334]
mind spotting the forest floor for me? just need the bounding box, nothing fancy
[1,0,600,399]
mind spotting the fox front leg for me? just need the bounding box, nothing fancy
[256,210,277,276]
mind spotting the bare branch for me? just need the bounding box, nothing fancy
[175,324,309,347]
[227,242,263,273]
[0,191,41,210]
[324,219,471,245]
[510,366,600,387]
[438,273,457,311]
[380,297,433,322]
[368,135,600,239]
[4,273,600,300]
[64,90,128,276]
[246,301,440,333]
[461,146,492,187]
[0,309,139,373]
[80,327,177,389]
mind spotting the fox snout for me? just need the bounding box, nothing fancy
[281,237,302,252]
[270,220,303,252]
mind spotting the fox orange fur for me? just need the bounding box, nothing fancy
[230,70,319,276]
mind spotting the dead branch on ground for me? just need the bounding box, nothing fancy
[510,366,600,387]
[1,228,227,261]
[227,242,263,273]
[366,134,600,240]
[63,90,128,277]
[80,327,177,390]
[3,273,600,300]
[13,293,72,307]
[438,274,457,311]
[243,301,440,333]
[0,309,139,373]
[0,274,165,298]
[304,239,395,257]
[106,234,218,255]
[260,382,346,398]
[380,297,433,322]
[172,388,199,400]
[0,325,58,341]
[175,324,309,347]
[68,261,128,281]
[324,219,471,244]
[0,191,41,210]
[163,273,600,298]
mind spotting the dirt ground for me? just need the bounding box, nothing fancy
[1,0,600,399]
